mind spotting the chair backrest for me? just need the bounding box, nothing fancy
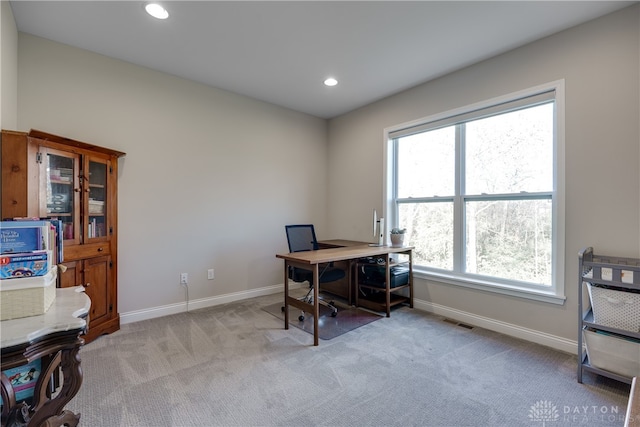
[285,224,318,253]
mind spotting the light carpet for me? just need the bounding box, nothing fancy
[66,290,631,426]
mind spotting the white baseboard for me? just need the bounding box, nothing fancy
[120,282,302,325]
[413,298,578,355]
[120,284,577,355]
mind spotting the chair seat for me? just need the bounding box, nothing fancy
[293,266,345,284]
[319,267,346,283]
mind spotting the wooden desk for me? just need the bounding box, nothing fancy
[1,287,90,427]
[317,239,372,249]
[276,244,413,346]
[316,240,371,302]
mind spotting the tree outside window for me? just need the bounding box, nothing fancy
[392,93,555,290]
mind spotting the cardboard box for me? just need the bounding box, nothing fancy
[0,267,57,320]
[0,251,50,279]
[88,199,104,214]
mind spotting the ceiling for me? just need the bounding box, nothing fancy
[10,1,636,119]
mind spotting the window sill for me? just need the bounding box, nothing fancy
[413,268,566,305]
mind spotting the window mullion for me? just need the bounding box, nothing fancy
[392,139,400,227]
[453,124,464,273]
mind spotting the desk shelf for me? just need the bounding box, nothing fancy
[355,251,413,317]
[577,247,640,385]
[355,290,411,312]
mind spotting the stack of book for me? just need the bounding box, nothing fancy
[0,220,63,278]
[0,219,63,320]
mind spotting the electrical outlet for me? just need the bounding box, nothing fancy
[180,273,188,284]
[207,269,215,280]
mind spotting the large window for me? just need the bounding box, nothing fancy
[387,82,565,303]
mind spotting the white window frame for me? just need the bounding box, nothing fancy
[383,80,566,305]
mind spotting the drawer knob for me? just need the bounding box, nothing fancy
[83,282,91,288]
[98,247,104,252]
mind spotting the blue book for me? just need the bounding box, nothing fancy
[0,359,42,405]
[1,220,52,228]
[48,219,64,263]
[0,225,44,254]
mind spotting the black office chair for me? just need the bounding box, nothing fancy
[284,224,346,321]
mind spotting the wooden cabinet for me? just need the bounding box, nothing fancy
[1,129,125,343]
[60,254,112,335]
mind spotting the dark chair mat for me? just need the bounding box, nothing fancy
[262,299,382,340]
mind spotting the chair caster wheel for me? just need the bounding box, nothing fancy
[299,315,305,321]
[331,311,337,317]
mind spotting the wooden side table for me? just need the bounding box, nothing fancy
[1,287,90,427]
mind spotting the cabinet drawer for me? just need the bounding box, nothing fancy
[64,242,110,260]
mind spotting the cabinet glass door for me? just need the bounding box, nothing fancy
[86,158,109,241]
[44,148,80,244]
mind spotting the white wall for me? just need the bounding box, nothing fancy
[0,0,18,129]
[17,34,329,315]
[327,5,640,341]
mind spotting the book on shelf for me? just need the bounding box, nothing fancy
[87,218,104,238]
[48,219,64,263]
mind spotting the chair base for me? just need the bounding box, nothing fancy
[281,286,338,321]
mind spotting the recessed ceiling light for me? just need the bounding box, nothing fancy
[145,3,169,20]
[324,78,338,87]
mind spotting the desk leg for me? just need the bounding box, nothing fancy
[283,260,289,330]
[384,254,391,317]
[347,259,354,305]
[408,250,414,308]
[313,264,319,346]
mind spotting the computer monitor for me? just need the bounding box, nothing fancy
[370,209,385,246]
